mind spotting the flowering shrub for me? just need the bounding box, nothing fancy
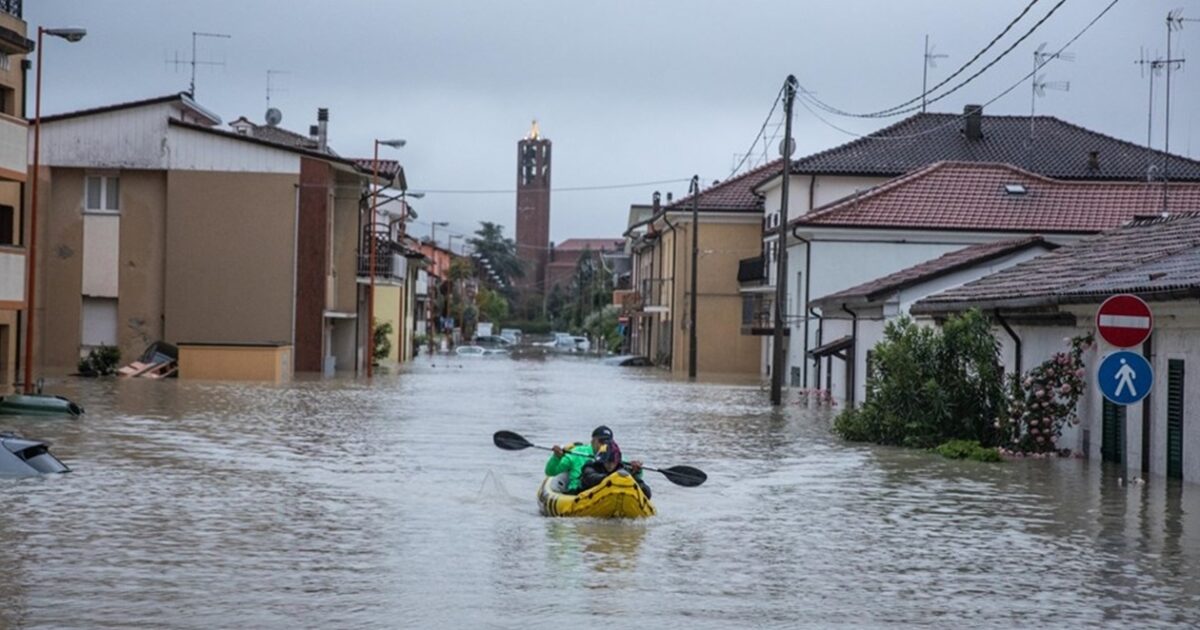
[795,388,837,407]
[997,332,1093,455]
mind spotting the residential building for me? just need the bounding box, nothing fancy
[623,162,777,374]
[755,106,1200,389]
[31,94,399,377]
[0,5,30,392]
[545,238,623,291]
[911,212,1200,485]
[808,237,1056,405]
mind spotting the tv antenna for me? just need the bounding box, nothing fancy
[266,69,289,121]
[1161,8,1195,210]
[1027,43,1074,169]
[921,35,948,113]
[167,31,232,97]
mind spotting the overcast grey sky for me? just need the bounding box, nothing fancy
[27,1,1200,246]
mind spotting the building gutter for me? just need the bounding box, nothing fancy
[994,309,1021,374]
[792,223,813,386]
[809,305,823,388]
[662,215,679,366]
[841,303,858,407]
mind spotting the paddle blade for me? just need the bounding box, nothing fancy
[658,465,707,487]
[493,430,534,451]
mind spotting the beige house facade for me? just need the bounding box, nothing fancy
[31,94,388,376]
[0,6,30,392]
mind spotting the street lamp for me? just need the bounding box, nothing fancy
[24,27,87,394]
[367,137,405,378]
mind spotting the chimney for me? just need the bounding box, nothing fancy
[963,104,983,141]
[309,125,319,141]
[666,192,673,203]
[317,107,329,152]
[652,191,661,214]
[1087,150,1100,172]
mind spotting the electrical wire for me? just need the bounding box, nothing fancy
[804,0,1069,119]
[412,178,691,195]
[727,82,787,179]
[795,0,1121,140]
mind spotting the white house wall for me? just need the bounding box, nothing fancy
[166,126,301,173]
[38,103,175,169]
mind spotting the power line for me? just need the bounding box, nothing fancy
[795,0,1121,140]
[412,177,690,195]
[804,0,1069,119]
[727,82,786,179]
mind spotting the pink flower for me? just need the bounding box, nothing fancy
[1060,384,1072,394]
[1036,436,1045,443]
[1075,368,1085,378]
[1036,389,1045,398]
[1024,377,1033,387]
[1031,428,1040,435]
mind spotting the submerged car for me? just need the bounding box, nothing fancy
[0,432,70,476]
[603,355,653,367]
[455,345,487,357]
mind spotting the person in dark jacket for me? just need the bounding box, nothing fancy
[577,425,650,498]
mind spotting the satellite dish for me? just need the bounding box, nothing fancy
[265,107,283,127]
[778,137,796,158]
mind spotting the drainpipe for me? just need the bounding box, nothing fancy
[1141,333,1153,474]
[809,305,822,389]
[662,214,679,367]
[841,304,858,406]
[792,224,813,386]
[994,309,1021,374]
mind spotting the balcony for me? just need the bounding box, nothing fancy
[357,252,407,283]
[0,113,25,182]
[741,293,787,336]
[0,245,24,306]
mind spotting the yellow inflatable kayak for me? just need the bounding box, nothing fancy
[537,470,655,518]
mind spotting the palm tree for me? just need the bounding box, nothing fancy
[467,221,524,288]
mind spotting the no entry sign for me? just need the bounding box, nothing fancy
[1096,294,1153,348]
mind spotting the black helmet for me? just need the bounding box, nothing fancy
[591,425,614,442]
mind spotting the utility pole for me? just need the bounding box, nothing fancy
[688,175,700,380]
[770,75,798,406]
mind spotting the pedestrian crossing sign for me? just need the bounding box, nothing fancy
[1097,351,1154,406]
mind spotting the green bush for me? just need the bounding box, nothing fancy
[78,345,120,376]
[832,310,1006,449]
[934,439,1002,462]
[372,320,393,363]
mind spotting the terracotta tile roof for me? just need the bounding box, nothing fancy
[911,213,1200,313]
[351,158,404,182]
[666,159,782,211]
[812,236,1055,307]
[554,238,624,251]
[784,111,1200,181]
[795,162,1200,234]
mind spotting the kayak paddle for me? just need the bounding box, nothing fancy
[492,429,708,487]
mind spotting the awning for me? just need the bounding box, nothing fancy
[808,335,853,358]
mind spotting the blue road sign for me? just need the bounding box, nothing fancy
[1097,351,1154,405]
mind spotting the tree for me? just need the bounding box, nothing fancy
[467,221,523,288]
[476,287,509,323]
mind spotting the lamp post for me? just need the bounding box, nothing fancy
[367,138,405,378]
[24,27,86,394]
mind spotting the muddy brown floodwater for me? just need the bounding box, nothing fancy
[2,355,1200,628]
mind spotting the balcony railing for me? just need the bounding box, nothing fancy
[0,245,25,305]
[0,114,26,182]
[0,0,21,19]
[357,252,407,281]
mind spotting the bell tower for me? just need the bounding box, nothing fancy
[516,120,551,295]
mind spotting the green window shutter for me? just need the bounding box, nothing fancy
[1102,398,1126,465]
[1167,359,1185,480]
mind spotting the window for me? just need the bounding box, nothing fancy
[81,297,118,348]
[1003,183,1027,196]
[0,205,12,245]
[1167,359,1185,480]
[85,175,120,212]
[0,52,9,71]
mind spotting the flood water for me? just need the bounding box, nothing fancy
[3,355,1200,628]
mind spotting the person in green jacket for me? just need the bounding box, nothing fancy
[544,441,594,493]
[546,426,650,498]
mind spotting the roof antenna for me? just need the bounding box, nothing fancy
[167,31,232,97]
[265,69,289,126]
[921,35,948,113]
[1162,8,1194,212]
[1028,43,1074,169]
[1136,47,1170,182]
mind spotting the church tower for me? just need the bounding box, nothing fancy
[515,121,551,294]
